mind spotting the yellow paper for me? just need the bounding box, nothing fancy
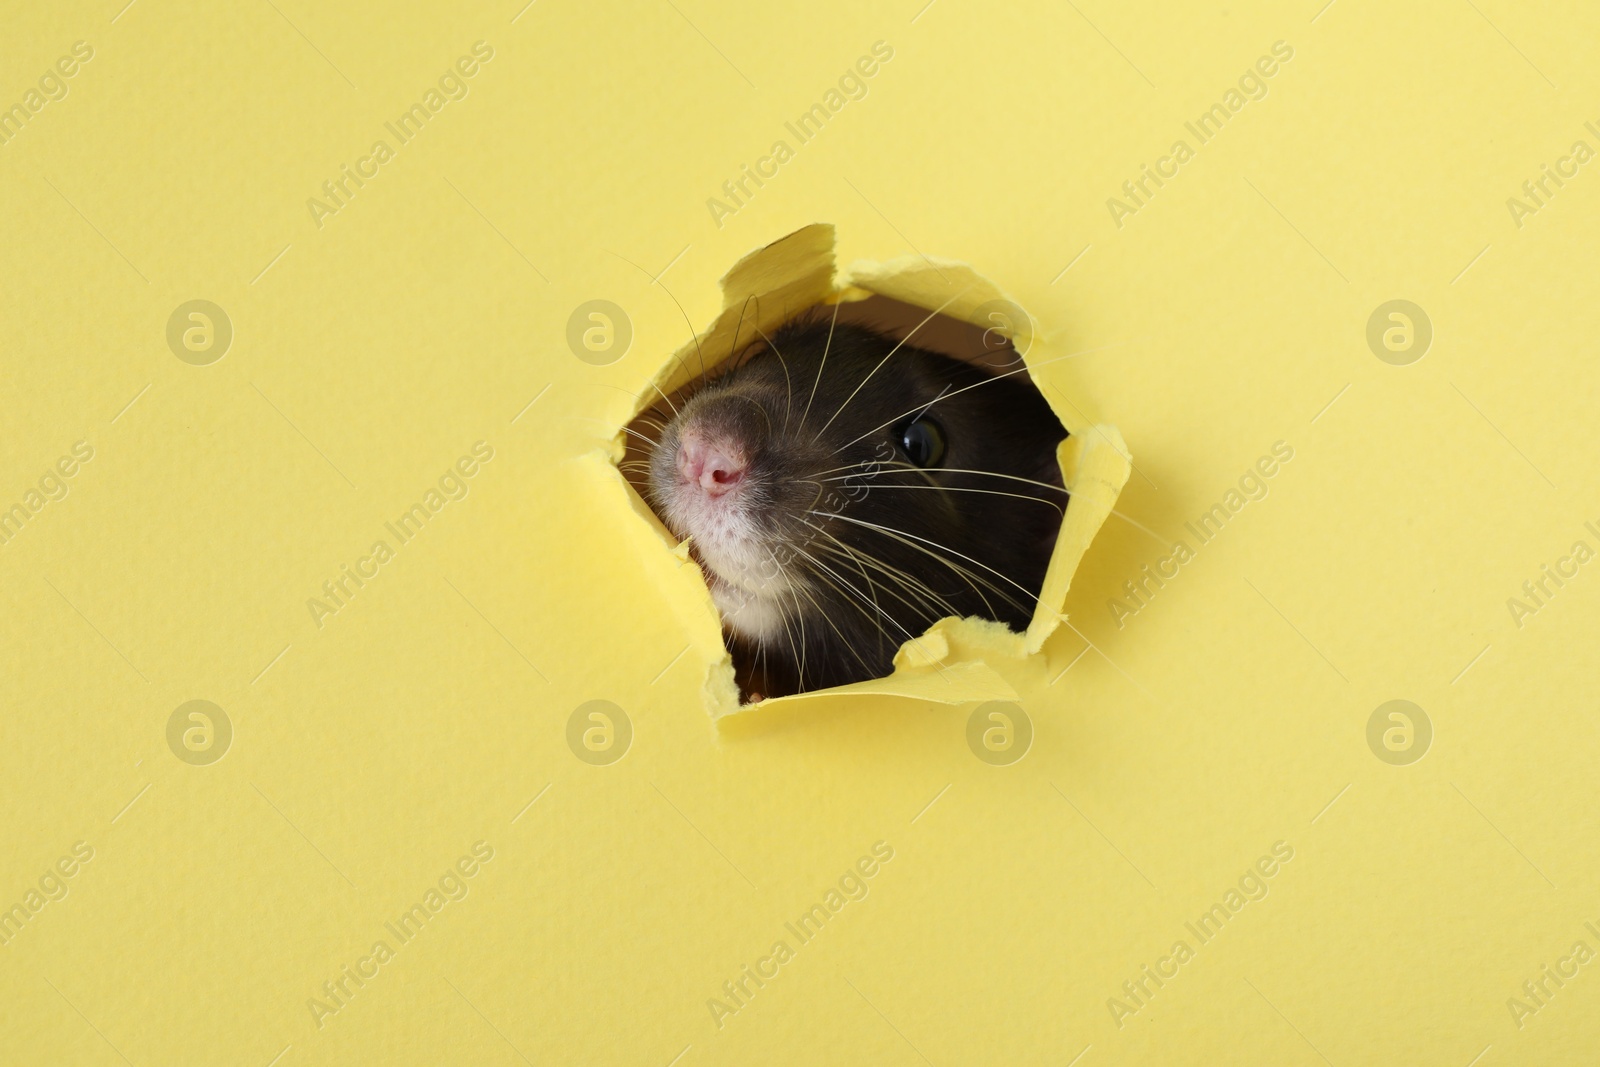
[4,2,1598,1065]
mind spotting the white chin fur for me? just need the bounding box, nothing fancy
[658,483,798,644]
[710,580,789,643]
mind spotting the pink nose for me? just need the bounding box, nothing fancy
[678,435,745,496]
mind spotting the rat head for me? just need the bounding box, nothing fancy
[646,313,1068,698]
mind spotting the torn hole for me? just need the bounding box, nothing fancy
[605,224,1131,720]
[622,294,1067,703]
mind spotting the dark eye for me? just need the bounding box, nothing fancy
[898,418,946,467]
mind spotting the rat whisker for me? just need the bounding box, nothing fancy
[762,546,808,688]
[797,299,841,439]
[780,549,882,677]
[788,545,882,628]
[752,324,796,435]
[834,337,1135,454]
[790,558,894,666]
[592,382,650,401]
[801,457,896,481]
[813,509,1038,613]
[810,538,961,622]
[798,518,890,662]
[610,251,710,386]
[828,456,941,490]
[832,465,1167,545]
[777,550,889,675]
[831,481,1064,514]
[811,509,1010,619]
[815,283,976,441]
[803,517,949,610]
[1100,507,1173,547]
[808,544,947,632]
[728,293,758,371]
[648,382,682,419]
[619,426,664,449]
[840,465,1067,493]
[908,383,952,426]
[789,542,955,680]
[591,382,682,423]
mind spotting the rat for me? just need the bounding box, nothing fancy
[642,310,1069,700]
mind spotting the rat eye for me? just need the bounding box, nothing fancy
[898,418,946,468]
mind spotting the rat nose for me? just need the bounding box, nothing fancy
[678,434,745,497]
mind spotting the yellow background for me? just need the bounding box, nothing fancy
[2,0,1597,1064]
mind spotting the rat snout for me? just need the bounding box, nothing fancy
[677,432,746,497]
